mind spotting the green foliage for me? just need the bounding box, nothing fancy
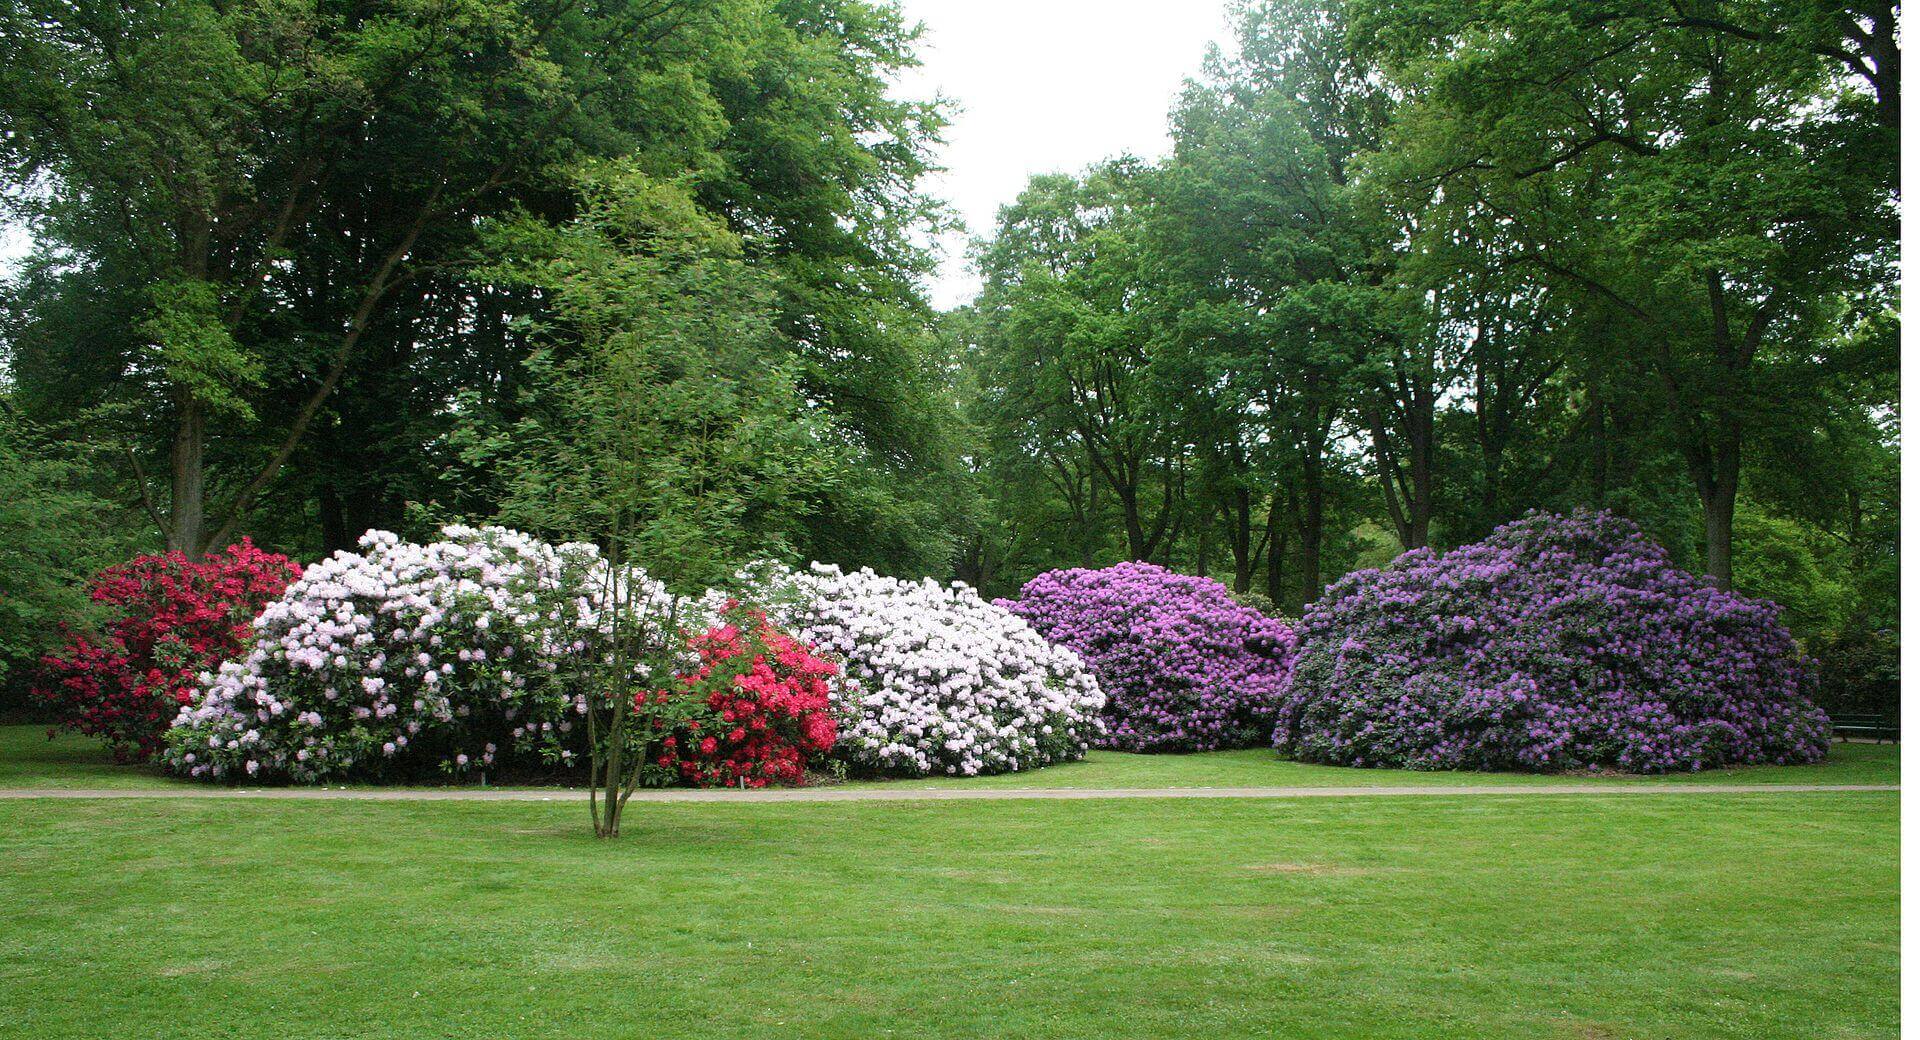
[135,279,261,420]
[1733,505,1852,641]
[0,0,1898,663]
[0,0,964,571]
[959,0,1897,639]
[0,413,135,702]
[1807,626,1899,721]
[474,163,828,592]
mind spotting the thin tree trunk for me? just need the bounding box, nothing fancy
[1295,406,1329,609]
[1230,485,1252,593]
[1117,482,1147,560]
[1266,492,1290,612]
[1195,500,1212,578]
[318,485,350,553]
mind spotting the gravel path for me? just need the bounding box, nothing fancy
[0,783,1897,803]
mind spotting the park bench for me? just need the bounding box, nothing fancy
[1830,713,1899,743]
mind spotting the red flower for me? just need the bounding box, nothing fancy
[34,539,300,762]
[649,605,839,788]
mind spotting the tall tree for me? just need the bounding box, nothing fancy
[1355,0,1899,584]
[0,0,734,552]
[973,163,1186,564]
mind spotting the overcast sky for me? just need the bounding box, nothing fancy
[893,0,1235,309]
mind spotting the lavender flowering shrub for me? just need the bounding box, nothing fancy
[1274,511,1829,773]
[1000,562,1297,752]
[164,526,694,783]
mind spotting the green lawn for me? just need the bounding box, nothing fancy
[0,791,1896,1039]
[0,723,1900,791]
[874,741,1902,790]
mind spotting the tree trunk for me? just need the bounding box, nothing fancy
[167,395,206,553]
[1703,487,1735,589]
[1295,408,1329,609]
[1589,398,1611,506]
[1265,492,1290,611]
[1230,485,1252,593]
[1368,370,1435,552]
[319,485,350,553]
[1292,477,1324,613]
[1082,462,1101,567]
[1195,501,1212,578]
[1117,482,1147,560]
[1692,436,1740,588]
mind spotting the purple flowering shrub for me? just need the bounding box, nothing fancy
[1274,511,1830,773]
[1000,562,1296,752]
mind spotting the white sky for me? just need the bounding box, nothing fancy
[893,0,1235,309]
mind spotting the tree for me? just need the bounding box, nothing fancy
[0,407,134,702]
[476,163,833,837]
[972,163,1187,565]
[1354,0,1899,585]
[1155,0,1385,606]
[3,0,965,577]
[0,0,735,552]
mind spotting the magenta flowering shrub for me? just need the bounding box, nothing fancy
[1274,511,1829,773]
[1000,562,1296,752]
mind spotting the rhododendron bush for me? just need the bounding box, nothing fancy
[36,540,300,761]
[750,562,1105,776]
[163,526,692,783]
[1274,511,1830,773]
[1000,562,1296,752]
[649,603,839,787]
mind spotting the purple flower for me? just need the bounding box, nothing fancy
[1000,562,1296,752]
[1272,510,1830,774]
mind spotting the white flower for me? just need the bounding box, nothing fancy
[160,525,691,785]
[744,561,1104,777]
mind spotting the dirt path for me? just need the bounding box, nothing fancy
[0,783,1897,803]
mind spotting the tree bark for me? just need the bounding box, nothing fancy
[1229,485,1252,593]
[1702,474,1736,588]
[1194,499,1212,578]
[167,395,206,553]
[1294,393,1331,608]
[1368,386,1433,551]
[1265,492,1290,611]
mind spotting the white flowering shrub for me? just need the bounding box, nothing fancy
[162,526,691,783]
[749,562,1105,777]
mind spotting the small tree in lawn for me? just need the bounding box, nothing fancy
[476,164,830,837]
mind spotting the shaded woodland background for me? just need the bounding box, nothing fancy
[0,0,1899,715]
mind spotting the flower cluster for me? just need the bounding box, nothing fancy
[162,526,686,783]
[35,540,300,761]
[648,604,839,787]
[1000,562,1296,752]
[748,562,1106,776]
[1274,510,1830,773]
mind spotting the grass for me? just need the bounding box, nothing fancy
[0,791,1897,1039]
[872,741,1902,790]
[0,723,1901,791]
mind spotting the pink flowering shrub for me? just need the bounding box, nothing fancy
[646,604,839,788]
[1000,562,1296,752]
[35,540,300,762]
[1274,510,1830,773]
[163,526,690,783]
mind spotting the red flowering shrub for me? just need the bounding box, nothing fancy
[645,606,839,787]
[34,540,301,762]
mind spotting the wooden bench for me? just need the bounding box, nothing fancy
[1830,713,1899,743]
